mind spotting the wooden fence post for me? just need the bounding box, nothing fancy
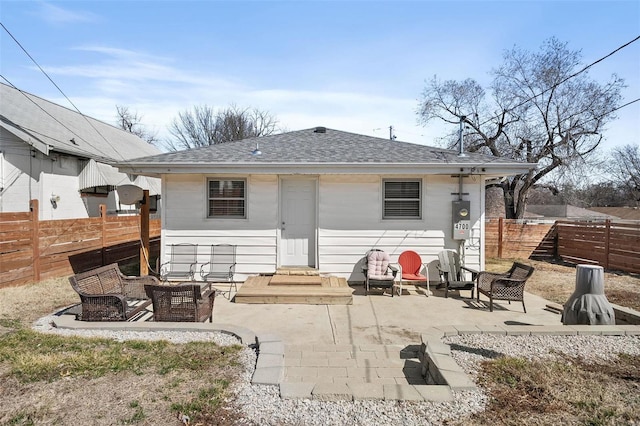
[604,219,611,269]
[100,204,107,266]
[553,223,559,260]
[30,199,40,282]
[498,217,504,259]
[140,190,150,276]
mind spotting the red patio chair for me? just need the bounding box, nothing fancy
[398,251,430,295]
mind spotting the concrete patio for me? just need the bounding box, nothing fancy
[212,284,563,345]
[52,283,640,402]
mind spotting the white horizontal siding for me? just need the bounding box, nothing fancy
[1,131,91,219]
[161,174,278,279]
[160,173,485,282]
[0,135,32,213]
[317,175,482,282]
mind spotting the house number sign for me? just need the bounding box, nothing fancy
[452,200,471,240]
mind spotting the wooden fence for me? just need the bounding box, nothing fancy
[556,220,640,274]
[485,218,555,260]
[487,218,640,275]
[0,200,161,289]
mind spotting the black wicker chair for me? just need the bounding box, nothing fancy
[476,262,535,312]
[69,263,156,321]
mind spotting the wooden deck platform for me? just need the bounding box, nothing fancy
[235,274,353,305]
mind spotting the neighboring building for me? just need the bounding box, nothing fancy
[589,206,640,221]
[0,83,161,219]
[119,127,535,282]
[525,205,618,221]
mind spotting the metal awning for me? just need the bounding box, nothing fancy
[132,174,161,196]
[79,159,161,195]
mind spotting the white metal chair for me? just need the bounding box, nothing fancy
[160,243,197,282]
[200,244,237,299]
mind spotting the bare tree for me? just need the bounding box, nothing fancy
[610,144,640,205]
[578,182,629,207]
[115,105,158,145]
[418,38,625,218]
[166,104,279,150]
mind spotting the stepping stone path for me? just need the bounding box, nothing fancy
[252,335,456,402]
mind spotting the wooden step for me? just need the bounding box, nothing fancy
[235,275,353,305]
[275,267,320,276]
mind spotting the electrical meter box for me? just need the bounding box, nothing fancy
[452,200,471,240]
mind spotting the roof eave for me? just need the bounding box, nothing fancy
[118,161,536,177]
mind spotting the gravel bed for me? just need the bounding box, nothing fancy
[233,384,487,426]
[444,334,640,380]
[31,317,640,425]
[33,315,243,346]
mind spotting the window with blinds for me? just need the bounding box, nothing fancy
[207,179,246,218]
[383,180,421,219]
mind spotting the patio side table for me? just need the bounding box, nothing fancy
[145,282,216,322]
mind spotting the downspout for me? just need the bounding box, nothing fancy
[458,174,465,267]
[0,151,3,212]
[29,149,34,203]
[458,115,466,265]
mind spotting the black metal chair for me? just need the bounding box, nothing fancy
[363,249,399,296]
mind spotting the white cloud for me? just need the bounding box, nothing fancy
[36,2,97,25]
[41,44,466,150]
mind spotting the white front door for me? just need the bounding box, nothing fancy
[280,178,316,267]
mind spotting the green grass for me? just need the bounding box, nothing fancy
[0,318,23,329]
[463,353,640,425]
[121,401,146,424]
[6,412,36,426]
[171,380,230,420]
[0,329,242,382]
[0,329,245,424]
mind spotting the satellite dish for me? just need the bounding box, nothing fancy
[117,184,144,205]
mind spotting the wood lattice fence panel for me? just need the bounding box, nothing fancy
[0,200,161,288]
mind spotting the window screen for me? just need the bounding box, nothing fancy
[208,179,246,218]
[383,180,421,219]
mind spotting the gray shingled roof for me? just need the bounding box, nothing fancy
[126,127,528,166]
[1,83,160,163]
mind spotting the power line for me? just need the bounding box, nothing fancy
[0,75,113,160]
[601,97,640,117]
[465,96,640,171]
[474,35,640,128]
[0,21,129,162]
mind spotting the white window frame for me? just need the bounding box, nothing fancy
[207,178,247,219]
[382,179,422,220]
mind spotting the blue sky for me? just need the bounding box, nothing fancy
[1,0,639,153]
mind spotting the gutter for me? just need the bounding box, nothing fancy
[117,162,537,178]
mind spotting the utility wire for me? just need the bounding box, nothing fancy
[451,36,640,170]
[1,21,129,162]
[1,75,114,160]
[474,35,640,128]
[465,97,640,171]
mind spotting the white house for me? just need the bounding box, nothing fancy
[119,127,535,282]
[0,83,161,219]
